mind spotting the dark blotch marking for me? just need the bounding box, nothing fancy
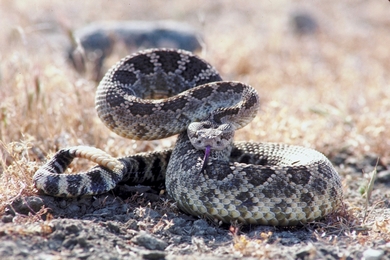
[156,50,183,73]
[243,93,259,110]
[44,175,60,195]
[128,103,157,117]
[190,85,215,100]
[160,96,188,112]
[128,54,155,74]
[218,82,244,93]
[262,187,277,199]
[106,88,127,108]
[230,147,242,160]
[329,186,339,198]
[87,169,118,194]
[300,191,314,204]
[65,175,84,196]
[53,149,74,172]
[311,178,328,195]
[239,155,251,164]
[250,168,274,187]
[282,185,296,198]
[137,158,147,173]
[236,191,252,203]
[112,70,137,85]
[256,158,268,166]
[287,167,311,186]
[86,170,106,193]
[317,163,335,179]
[181,56,222,84]
[151,157,162,180]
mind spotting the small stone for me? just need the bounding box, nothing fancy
[1,215,13,223]
[65,223,81,235]
[67,204,81,215]
[131,231,168,251]
[106,221,121,233]
[377,170,390,183]
[125,219,138,230]
[49,230,66,241]
[62,236,78,249]
[8,196,44,215]
[58,200,67,209]
[362,248,384,260]
[140,250,166,260]
[77,235,88,248]
[166,218,189,235]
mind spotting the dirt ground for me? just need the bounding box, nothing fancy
[1,1,390,259]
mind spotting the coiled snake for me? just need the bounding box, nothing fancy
[34,49,342,226]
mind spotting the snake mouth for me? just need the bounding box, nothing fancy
[200,145,211,172]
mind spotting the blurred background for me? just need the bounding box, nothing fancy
[0,0,389,162]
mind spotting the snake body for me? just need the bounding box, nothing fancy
[34,49,342,226]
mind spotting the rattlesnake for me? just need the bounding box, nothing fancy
[34,49,342,226]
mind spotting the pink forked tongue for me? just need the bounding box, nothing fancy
[201,145,211,172]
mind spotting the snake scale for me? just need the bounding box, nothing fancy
[34,49,343,226]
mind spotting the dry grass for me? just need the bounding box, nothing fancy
[0,0,389,248]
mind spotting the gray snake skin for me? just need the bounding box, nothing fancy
[34,49,342,226]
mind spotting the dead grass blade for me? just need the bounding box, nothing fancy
[362,159,379,224]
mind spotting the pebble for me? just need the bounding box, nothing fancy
[362,249,384,260]
[131,231,168,251]
[6,196,44,215]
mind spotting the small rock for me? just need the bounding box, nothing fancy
[62,236,78,249]
[49,230,66,241]
[77,235,88,248]
[166,218,189,235]
[170,235,182,244]
[139,249,166,260]
[1,214,13,223]
[65,223,81,235]
[106,221,121,233]
[125,219,138,230]
[191,219,217,236]
[7,196,44,215]
[362,248,384,260]
[131,231,168,251]
[377,170,390,183]
[58,199,68,209]
[47,238,63,251]
[67,204,81,215]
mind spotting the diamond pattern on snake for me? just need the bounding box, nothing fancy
[34,48,343,226]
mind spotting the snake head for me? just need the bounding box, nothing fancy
[187,121,234,151]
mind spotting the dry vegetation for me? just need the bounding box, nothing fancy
[0,0,389,257]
